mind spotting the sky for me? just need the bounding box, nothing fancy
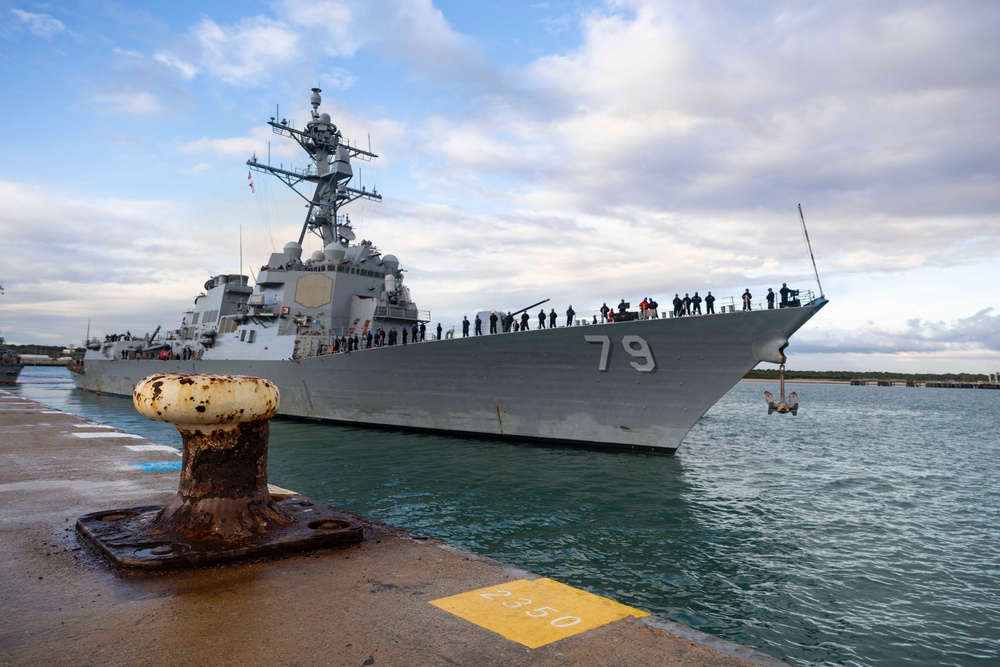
[1,0,998,373]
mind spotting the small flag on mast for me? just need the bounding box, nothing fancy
[248,171,255,193]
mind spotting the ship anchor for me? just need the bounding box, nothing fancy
[764,363,798,415]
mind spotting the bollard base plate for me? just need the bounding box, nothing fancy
[76,493,363,569]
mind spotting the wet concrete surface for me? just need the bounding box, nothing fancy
[0,389,785,667]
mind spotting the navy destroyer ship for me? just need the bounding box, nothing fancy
[70,88,827,454]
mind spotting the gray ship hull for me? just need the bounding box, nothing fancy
[71,301,825,454]
[1,365,22,384]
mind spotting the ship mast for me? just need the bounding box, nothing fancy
[247,88,381,249]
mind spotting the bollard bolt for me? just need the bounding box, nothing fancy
[76,373,363,568]
[133,374,287,541]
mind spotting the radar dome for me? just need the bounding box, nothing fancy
[381,254,400,271]
[310,250,325,262]
[324,243,346,262]
[320,113,331,124]
[283,242,303,260]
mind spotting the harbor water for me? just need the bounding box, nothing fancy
[13,366,999,666]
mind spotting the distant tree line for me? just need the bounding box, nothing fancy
[745,369,990,382]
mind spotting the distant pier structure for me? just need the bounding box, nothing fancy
[851,375,1000,389]
[18,354,69,366]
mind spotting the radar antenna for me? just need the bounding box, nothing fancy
[247,88,382,249]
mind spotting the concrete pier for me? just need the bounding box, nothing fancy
[0,388,784,667]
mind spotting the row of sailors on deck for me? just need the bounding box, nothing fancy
[462,309,576,336]
[333,322,430,352]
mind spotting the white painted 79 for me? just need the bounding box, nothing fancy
[584,335,656,372]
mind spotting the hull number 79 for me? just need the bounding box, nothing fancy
[584,335,656,372]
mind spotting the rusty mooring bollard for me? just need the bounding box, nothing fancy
[76,373,362,568]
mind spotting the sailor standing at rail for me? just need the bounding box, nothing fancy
[780,283,790,307]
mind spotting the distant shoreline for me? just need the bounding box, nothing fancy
[741,378,849,384]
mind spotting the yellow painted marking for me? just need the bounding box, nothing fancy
[430,578,649,649]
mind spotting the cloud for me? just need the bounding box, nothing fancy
[193,16,299,85]
[182,126,298,160]
[153,51,197,80]
[278,0,362,57]
[279,0,491,85]
[321,67,357,91]
[85,89,165,116]
[10,8,64,39]
[904,309,1000,351]
[0,178,252,344]
[374,0,1000,283]
[797,309,1000,356]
